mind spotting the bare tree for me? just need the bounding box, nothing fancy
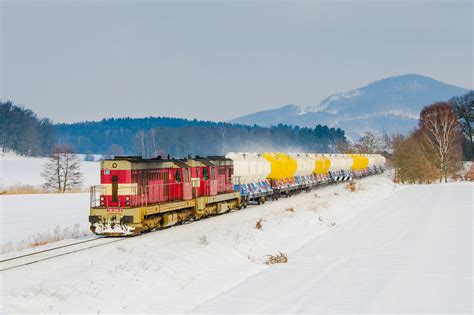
[380,131,392,153]
[335,139,354,153]
[449,91,473,158]
[355,131,382,153]
[392,133,440,184]
[419,102,463,182]
[41,145,83,192]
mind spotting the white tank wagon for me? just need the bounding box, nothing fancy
[225,152,273,206]
[340,154,355,180]
[367,154,386,173]
[326,154,340,172]
[289,153,314,176]
[225,152,250,184]
[327,154,353,181]
[366,154,377,172]
[289,153,317,188]
[246,153,259,184]
[248,153,271,183]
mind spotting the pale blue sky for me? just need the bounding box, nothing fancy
[1,0,472,123]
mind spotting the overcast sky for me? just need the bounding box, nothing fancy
[1,1,472,123]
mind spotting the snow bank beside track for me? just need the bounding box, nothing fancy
[0,193,92,251]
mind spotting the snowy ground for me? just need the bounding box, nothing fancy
[0,151,100,190]
[2,175,471,313]
[0,152,100,250]
[195,182,472,313]
[0,193,92,250]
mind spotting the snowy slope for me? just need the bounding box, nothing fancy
[1,193,91,248]
[195,183,472,313]
[0,151,100,189]
[1,177,471,313]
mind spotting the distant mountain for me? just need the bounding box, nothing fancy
[230,74,469,140]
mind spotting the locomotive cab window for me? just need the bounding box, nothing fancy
[175,169,181,183]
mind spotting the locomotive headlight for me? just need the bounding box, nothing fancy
[100,196,104,201]
[126,201,130,206]
[125,196,130,201]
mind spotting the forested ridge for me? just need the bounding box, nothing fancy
[57,117,346,157]
[1,101,347,157]
[0,101,55,156]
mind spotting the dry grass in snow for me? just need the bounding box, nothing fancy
[285,206,295,212]
[265,252,288,265]
[345,181,357,192]
[0,224,91,254]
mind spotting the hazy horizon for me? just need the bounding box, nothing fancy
[1,1,472,123]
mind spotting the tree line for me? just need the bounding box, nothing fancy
[0,101,55,156]
[57,117,346,158]
[3,92,471,161]
[0,103,347,158]
[392,100,466,183]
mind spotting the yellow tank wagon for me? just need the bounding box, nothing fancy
[350,154,370,177]
[263,152,299,198]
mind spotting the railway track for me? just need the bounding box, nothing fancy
[0,237,126,272]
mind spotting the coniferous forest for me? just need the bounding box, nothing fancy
[1,101,347,158]
[0,101,55,156]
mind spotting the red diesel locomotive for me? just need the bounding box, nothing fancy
[89,156,238,235]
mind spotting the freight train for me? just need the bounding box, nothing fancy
[89,153,385,236]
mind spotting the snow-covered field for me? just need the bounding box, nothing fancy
[2,175,471,313]
[0,151,100,189]
[0,193,92,250]
[0,151,100,251]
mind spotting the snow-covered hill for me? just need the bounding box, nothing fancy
[230,74,469,140]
